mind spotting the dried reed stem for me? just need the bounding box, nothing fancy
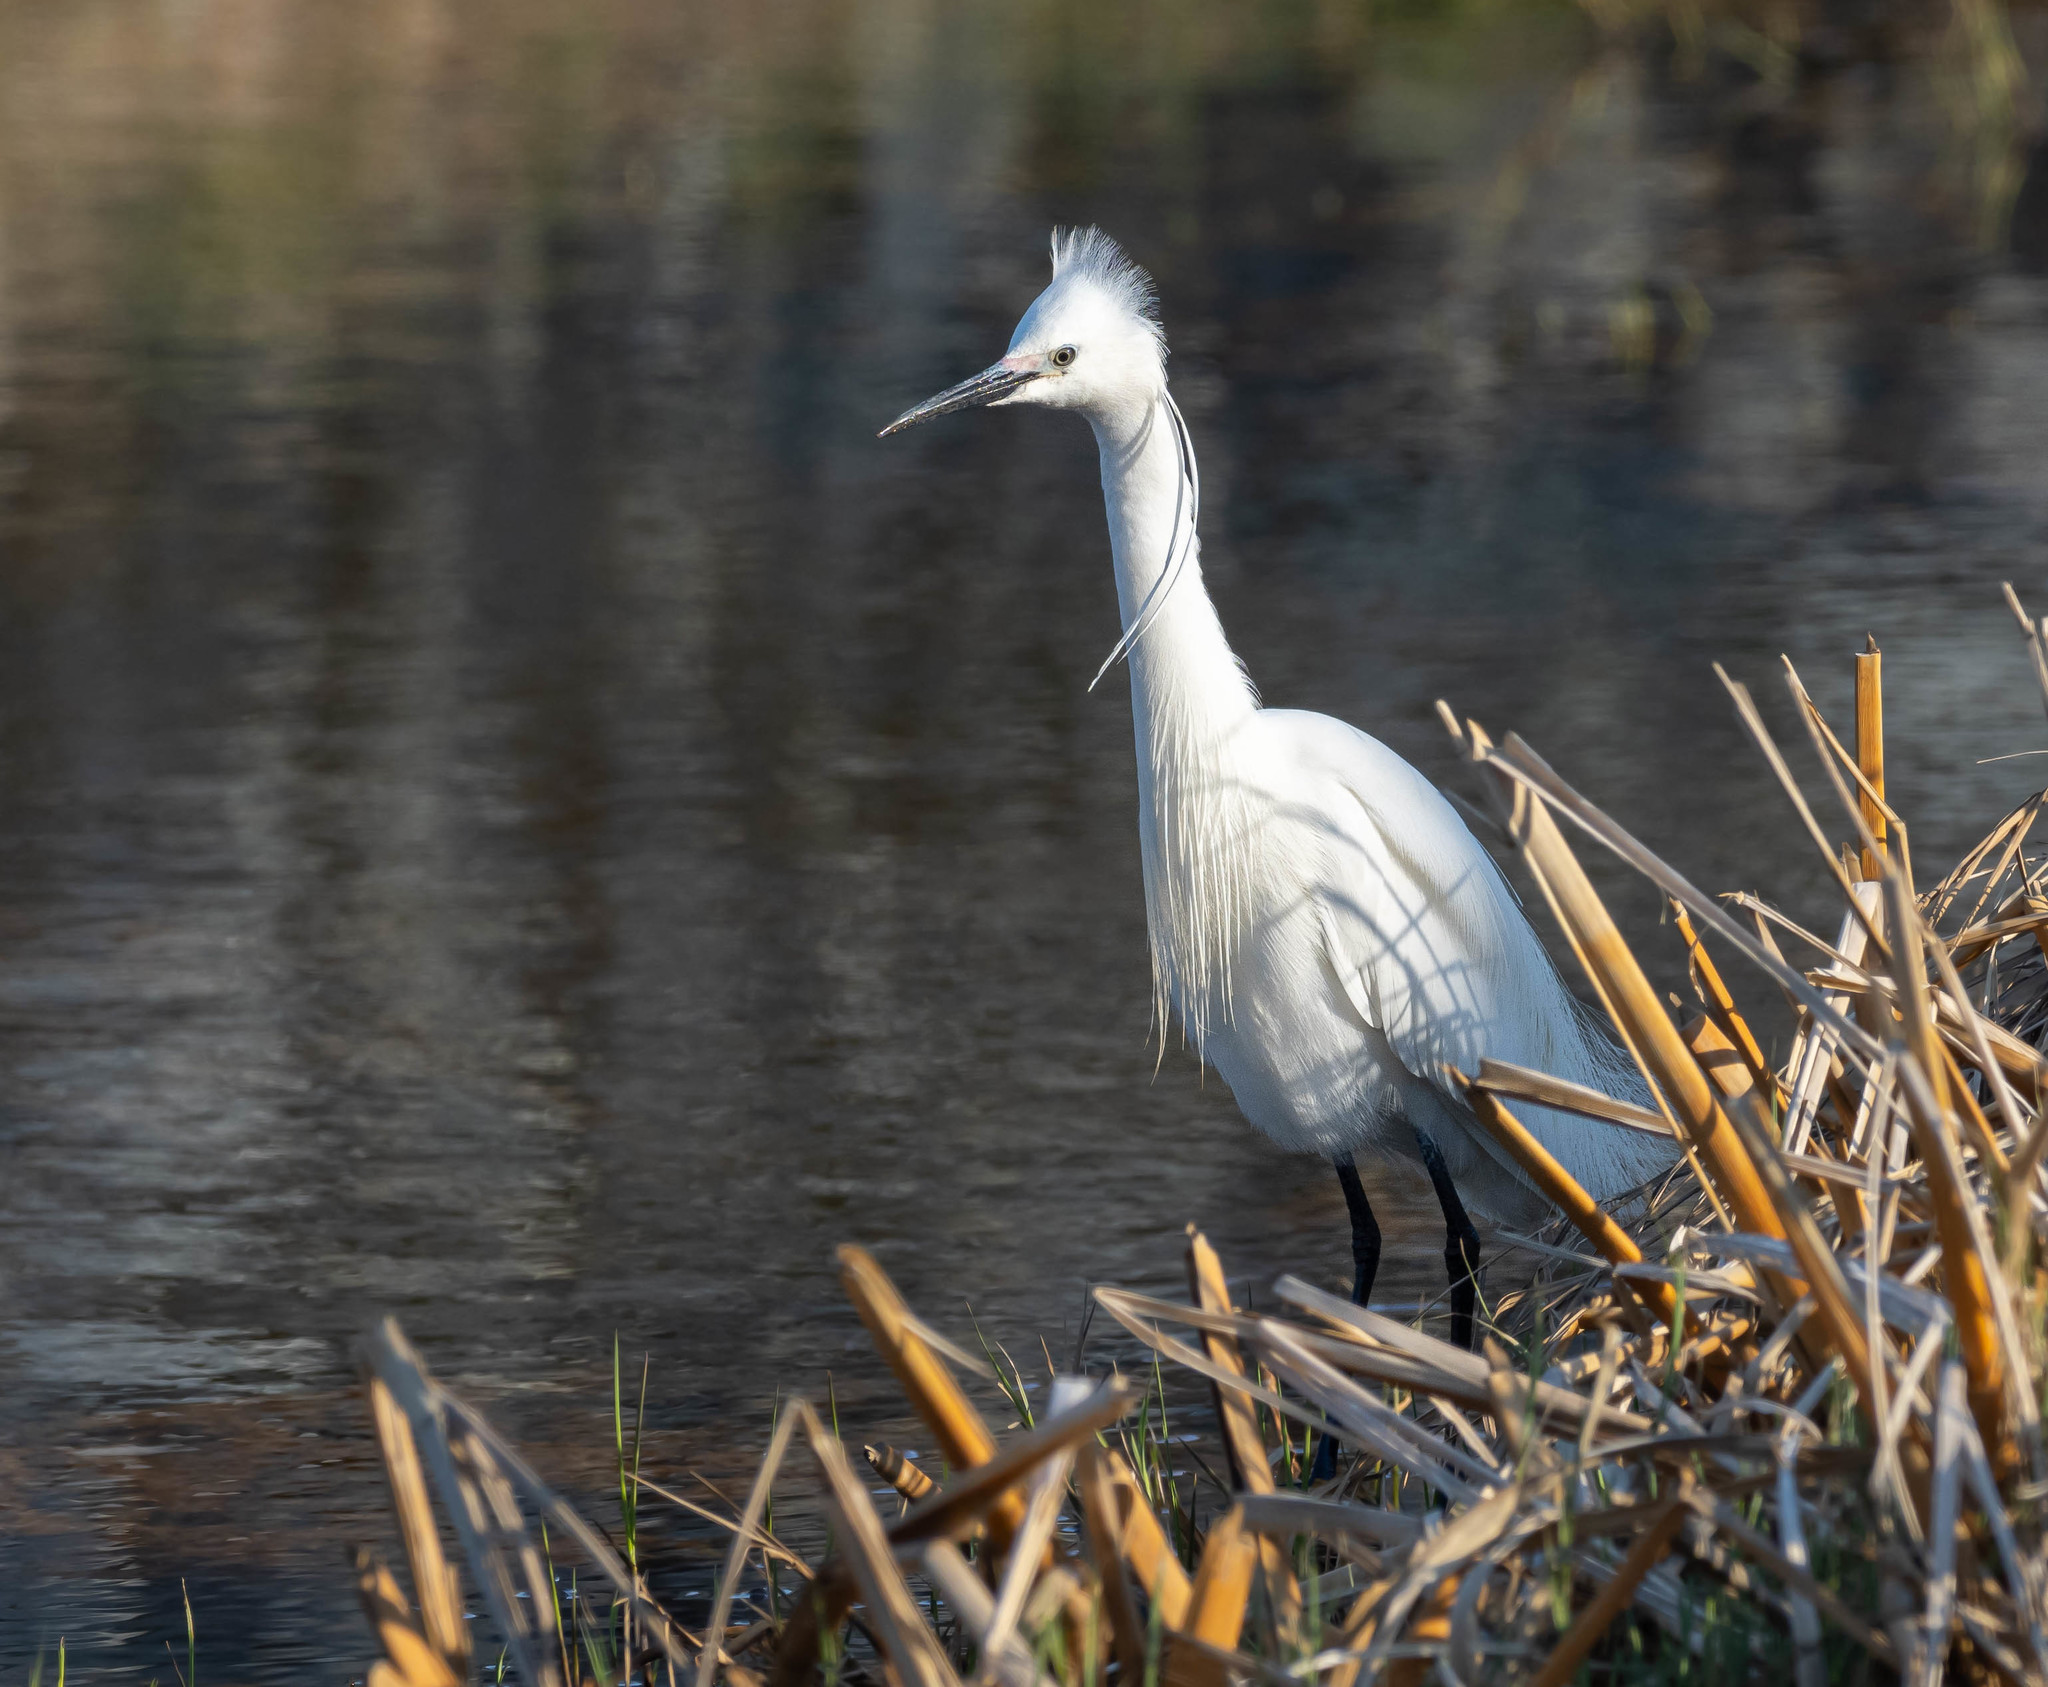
[1472,732,1784,1245]
[1883,883,2009,1449]
[837,1244,1026,1552]
[1856,637,1887,880]
[1674,905,1778,1106]
[1163,1506,1256,1687]
[1184,1228,1304,1647]
[1525,1496,1687,1687]
[353,1548,464,1687]
[368,1377,469,1673]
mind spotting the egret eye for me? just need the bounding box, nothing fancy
[1050,345,1077,368]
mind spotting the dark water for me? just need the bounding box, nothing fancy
[6,0,2048,1673]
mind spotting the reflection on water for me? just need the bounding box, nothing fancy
[3,0,2048,1671]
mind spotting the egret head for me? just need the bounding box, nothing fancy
[881,228,1167,439]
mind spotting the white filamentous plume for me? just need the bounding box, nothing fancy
[880,227,1676,1347]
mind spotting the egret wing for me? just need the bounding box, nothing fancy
[1278,715,1556,1084]
[1272,711,1671,1202]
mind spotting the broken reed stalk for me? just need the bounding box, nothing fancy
[367,1375,470,1673]
[1523,1490,1689,1687]
[354,1546,463,1687]
[1457,723,1872,1370]
[1672,904,1779,1107]
[1093,1444,1193,1625]
[1163,1505,1256,1687]
[1075,1443,1148,1682]
[1184,1230,1266,1495]
[836,1244,1028,1555]
[1472,1055,1669,1135]
[1183,1229,1304,1648]
[1461,721,1790,1248]
[347,598,2048,1687]
[797,1398,959,1687]
[1717,1093,1885,1445]
[1454,1070,1683,1329]
[1385,1581,1453,1687]
[1882,877,2010,1450]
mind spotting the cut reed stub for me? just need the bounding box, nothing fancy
[1856,636,1887,881]
[865,1443,939,1504]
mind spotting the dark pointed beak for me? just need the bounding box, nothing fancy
[879,361,1035,437]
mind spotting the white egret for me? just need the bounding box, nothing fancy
[883,229,1673,1345]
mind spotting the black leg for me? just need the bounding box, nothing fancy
[1313,1154,1379,1483]
[1333,1154,1381,1307]
[1414,1130,1482,1350]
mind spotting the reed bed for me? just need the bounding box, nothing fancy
[354,591,2048,1687]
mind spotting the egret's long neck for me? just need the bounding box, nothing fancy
[1092,390,1258,1042]
[1093,394,1257,753]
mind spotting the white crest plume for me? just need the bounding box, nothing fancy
[1048,227,1166,355]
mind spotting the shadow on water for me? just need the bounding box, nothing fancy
[3,0,2048,1671]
